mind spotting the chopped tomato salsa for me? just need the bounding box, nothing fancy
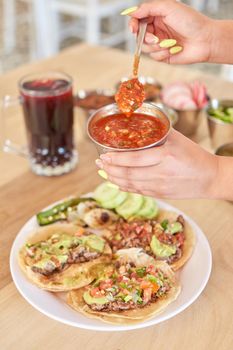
[115,78,145,116]
[90,113,168,149]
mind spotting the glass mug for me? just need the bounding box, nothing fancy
[2,72,78,176]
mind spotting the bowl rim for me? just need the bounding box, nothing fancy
[151,102,179,125]
[87,102,171,152]
[74,88,116,111]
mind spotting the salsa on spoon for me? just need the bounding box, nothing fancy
[115,20,147,116]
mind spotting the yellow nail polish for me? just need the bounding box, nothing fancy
[159,39,177,48]
[98,170,108,180]
[170,46,183,54]
[121,6,138,16]
[108,183,119,190]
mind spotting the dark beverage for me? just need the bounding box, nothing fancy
[20,77,75,172]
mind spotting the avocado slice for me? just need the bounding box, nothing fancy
[51,234,80,255]
[32,254,68,269]
[83,291,108,305]
[116,193,144,219]
[150,235,176,258]
[56,255,69,264]
[100,191,128,209]
[81,234,105,253]
[166,222,183,235]
[32,257,56,270]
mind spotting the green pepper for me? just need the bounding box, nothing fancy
[36,197,92,226]
[208,106,233,123]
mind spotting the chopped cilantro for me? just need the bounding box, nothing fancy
[137,297,143,304]
[132,290,143,304]
[161,219,169,230]
[147,274,157,283]
[136,267,146,277]
[147,274,163,286]
[111,272,118,280]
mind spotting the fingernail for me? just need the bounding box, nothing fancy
[95,159,103,169]
[108,183,119,190]
[146,35,159,44]
[159,39,177,48]
[170,46,183,54]
[100,154,111,163]
[121,6,138,16]
[98,170,108,180]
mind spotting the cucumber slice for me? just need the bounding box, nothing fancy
[226,107,233,116]
[94,182,120,203]
[116,193,144,219]
[147,204,159,219]
[100,191,128,209]
[136,196,158,219]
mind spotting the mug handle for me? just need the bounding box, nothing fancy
[1,95,28,157]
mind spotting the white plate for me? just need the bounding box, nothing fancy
[10,199,212,332]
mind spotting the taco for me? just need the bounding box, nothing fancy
[103,210,195,271]
[18,223,112,291]
[67,248,181,324]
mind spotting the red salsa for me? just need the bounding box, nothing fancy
[115,78,145,116]
[90,113,168,149]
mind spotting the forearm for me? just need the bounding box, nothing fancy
[212,156,233,200]
[209,19,233,64]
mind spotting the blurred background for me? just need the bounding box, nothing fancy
[0,0,233,79]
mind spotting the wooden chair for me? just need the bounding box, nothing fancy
[32,0,138,58]
[221,65,233,82]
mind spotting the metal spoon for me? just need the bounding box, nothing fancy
[115,20,148,115]
[133,19,148,77]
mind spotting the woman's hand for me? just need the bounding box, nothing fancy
[127,0,214,64]
[96,129,223,200]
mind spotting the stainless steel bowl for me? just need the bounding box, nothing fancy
[74,89,115,117]
[87,102,171,154]
[151,102,178,126]
[215,142,233,157]
[206,99,233,150]
[172,109,203,136]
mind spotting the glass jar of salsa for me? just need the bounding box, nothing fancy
[87,103,171,154]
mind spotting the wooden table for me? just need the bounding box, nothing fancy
[0,44,232,350]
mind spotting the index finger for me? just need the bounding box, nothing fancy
[100,144,167,167]
[129,18,155,34]
[128,0,179,19]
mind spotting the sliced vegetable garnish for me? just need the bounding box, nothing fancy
[37,197,92,226]
[208,106,233,123]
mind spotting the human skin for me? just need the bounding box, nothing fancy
[96,129,233,200]
[128,0,233,65]
[95,0,233,200]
